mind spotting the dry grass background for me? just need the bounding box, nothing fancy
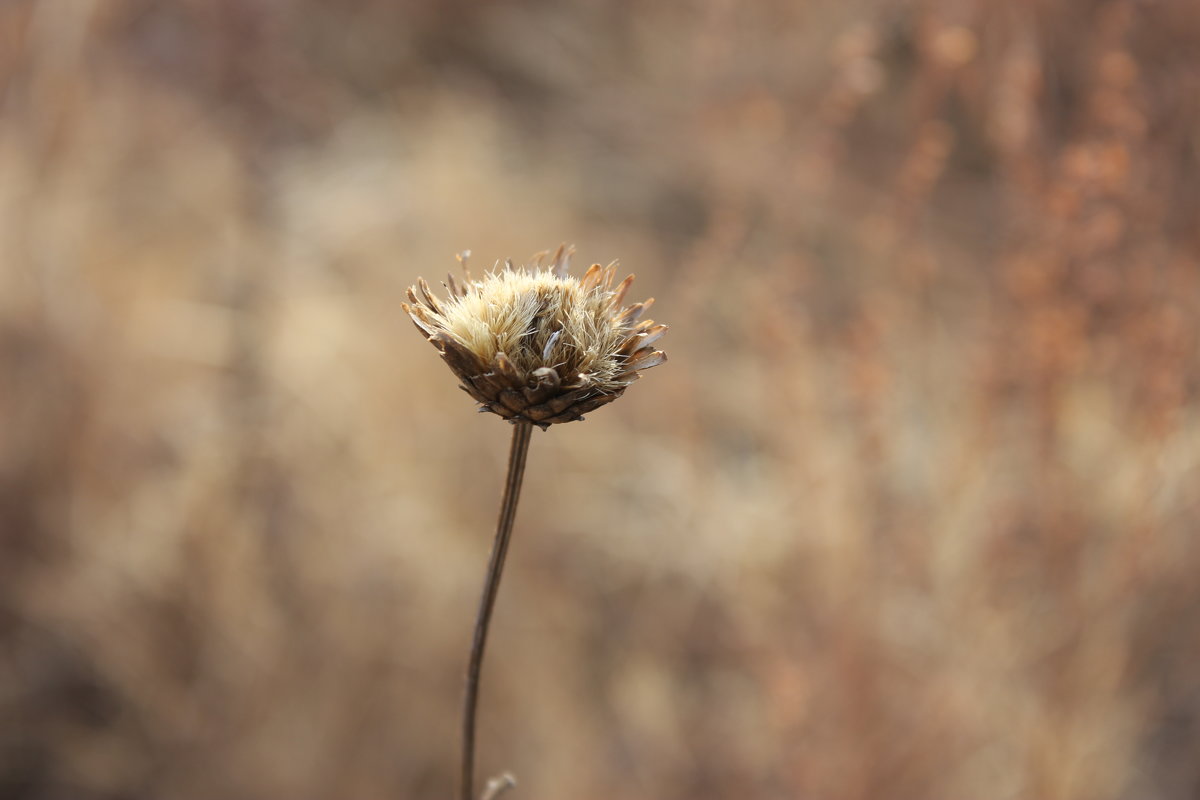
[3,1,1200,798]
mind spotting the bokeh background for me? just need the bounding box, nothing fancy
[3,1,1200,798]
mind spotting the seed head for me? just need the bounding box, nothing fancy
[403,246,668,428]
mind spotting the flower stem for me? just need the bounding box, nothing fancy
[461,420,533,800]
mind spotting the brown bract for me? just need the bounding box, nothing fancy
[403,246,668,428]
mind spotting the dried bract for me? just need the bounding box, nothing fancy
[403,246,667,428]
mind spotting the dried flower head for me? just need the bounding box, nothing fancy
[403,246,667,428]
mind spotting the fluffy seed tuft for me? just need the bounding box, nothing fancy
[403,246,668,427]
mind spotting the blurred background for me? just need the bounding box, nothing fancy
[3,1,1199,798]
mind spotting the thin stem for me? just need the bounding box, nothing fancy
[461,420,533,800]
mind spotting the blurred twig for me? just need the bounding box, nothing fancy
[480,772,517,800]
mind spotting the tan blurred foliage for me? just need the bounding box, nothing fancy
[2,1,1199,799]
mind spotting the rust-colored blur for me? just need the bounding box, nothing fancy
[3,2,1198,799]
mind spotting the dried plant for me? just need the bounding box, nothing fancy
[404,246,667,428]
[8,4,1200,800]
[403,246,667,799]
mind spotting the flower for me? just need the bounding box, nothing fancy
[403,246,667,428]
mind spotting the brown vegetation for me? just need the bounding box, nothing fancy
[2,1,1198,799]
